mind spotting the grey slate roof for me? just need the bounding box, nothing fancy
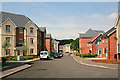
[40,27,46,32]
[0,11,39,29]
[102,27,116,37]
[95,27,116,42]
[79,28,105,38]
[46,34,52,38]
[1,11,31,27]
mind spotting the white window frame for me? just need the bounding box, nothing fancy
[6,49,10,56]
[30,49,33,54]
[103,48,104,55]
[103,37,104,43]
[19,28,23,33]
[19,39,23,44]
[6,25,10,32]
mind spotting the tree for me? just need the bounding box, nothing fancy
[70,38,79,51]
[2,40,11,51]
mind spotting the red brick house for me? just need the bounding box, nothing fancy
[79,28,104,54]
[95,27,117,60]
[46,34,52,53]
[88,33,103,54]
[40,27,46,51]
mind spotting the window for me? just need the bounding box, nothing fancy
[30,49,33,54]
[37,50,39,54]
[37,40,39,44]
[103,37,104,43]
[19,39,23,44]
[103,48,104,55]
[6,25,10,32]
[19,28,23,33]
[30,28,33,33]
[106,37,107,43]
[6,37,10,43]
[98,40,99,45]
[30,38,33,44]
[118,44,120,53]
[98,49,99,55]
[6,49,10,56]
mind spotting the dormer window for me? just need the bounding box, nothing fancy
[19,28,23,33]
[30,27,33,33]
[6,25,10,32]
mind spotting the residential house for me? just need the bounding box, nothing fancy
[46,34,52,53]
[40,27,46,51]
[116,13,120,62]
[64,44,71,53]
[79,28,104,54]
[52,39,59,53]
[95,27,117,60]
[0,11,43,58]
[59,45,64,53]
[88,33,103,54]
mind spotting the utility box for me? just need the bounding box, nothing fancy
[17,55,23,61]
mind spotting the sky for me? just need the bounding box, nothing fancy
[2,2,118,39]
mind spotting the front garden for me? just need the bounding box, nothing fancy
[75,52,97,58]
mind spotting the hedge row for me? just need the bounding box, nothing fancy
[80,53,97,58]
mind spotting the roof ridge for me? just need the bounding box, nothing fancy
[1,11,25,17]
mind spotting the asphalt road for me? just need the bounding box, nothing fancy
[6,55,118,78]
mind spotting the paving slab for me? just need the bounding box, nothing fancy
[71,54,118,69]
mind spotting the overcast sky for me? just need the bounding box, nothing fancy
[2,2,118,39]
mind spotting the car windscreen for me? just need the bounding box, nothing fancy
[44,52,47,55]
[40,53,43,55]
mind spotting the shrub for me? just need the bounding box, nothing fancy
[7,57,17,61]
[76,52,80,56]
[80,53,97,58]
[2,57,7,67]
[50,53,55,56]
[23,56,33,60]
[37,56,40,58]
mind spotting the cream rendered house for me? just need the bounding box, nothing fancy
[0,12,41,57]
[52,39,59,53]
[116,12,120,62]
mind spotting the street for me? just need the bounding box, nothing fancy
[6,55,118,78]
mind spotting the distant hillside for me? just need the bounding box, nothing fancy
[56,39,73,45]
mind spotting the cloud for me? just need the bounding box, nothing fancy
[38,13,117,39]
[108,12,118,20]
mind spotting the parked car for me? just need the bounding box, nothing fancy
[40,51,50,60]
[59,53,63,57]
[54,53,61,58]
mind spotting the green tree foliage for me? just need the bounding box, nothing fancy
[59,39,73,45]
[2,40,11,50]
[70,38,79,51]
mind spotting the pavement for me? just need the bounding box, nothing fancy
[1,58,40,78]
[5,55,118,78]
[71,54,118,69]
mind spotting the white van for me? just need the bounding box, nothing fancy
[40,51,50,60]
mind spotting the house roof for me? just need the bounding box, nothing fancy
[46,34,52,38]
[88,33,102,43]
[95,27,116,42]
[0,11,39,29]
[40,27,46,32]
[79,28,104,38]
[102,27,116,37]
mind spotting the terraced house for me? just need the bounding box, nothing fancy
[79,29,104,54]
[95,27,117,60]
[0,12,46,58]
[46,34,52,53]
